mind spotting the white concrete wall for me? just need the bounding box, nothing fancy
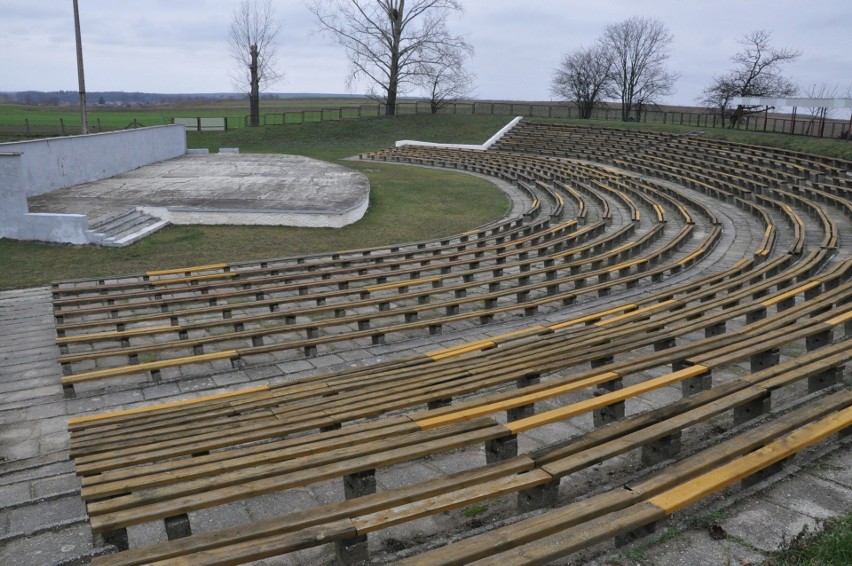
[0,124,186,197]
[0,125,186,244]
[0,153,28,227]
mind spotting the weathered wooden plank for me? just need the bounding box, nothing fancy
[507,365,709,434]
[91,457,534,566]
[88,421,508,533]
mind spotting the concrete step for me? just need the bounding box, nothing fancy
[88,208,141,233]
[104,218,170,247]
[86,209,169,248]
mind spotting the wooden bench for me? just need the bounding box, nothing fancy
[399,391,852,565]
[57,217,709,392]
[78,317,852,564]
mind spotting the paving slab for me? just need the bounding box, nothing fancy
[635,528,766,566]
[721,498,820,553]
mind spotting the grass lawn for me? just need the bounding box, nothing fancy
[763,512,852,565]
[0,114,513,290]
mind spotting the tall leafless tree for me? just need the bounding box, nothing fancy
[601,17,677,121]
[700,30,800,128]
[550,45,613,119]
[228,0,283,127]
[309,0,472,116]
[418,41,475,113]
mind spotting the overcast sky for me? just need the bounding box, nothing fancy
[2,0,850,106]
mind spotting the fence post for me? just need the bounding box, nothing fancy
[60,118,65,135]
[25,118,30,134]
[97,118,101,132]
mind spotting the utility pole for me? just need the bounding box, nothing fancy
[249,44,259,127]
[73,0,89,134]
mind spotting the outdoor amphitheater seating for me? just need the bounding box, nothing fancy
[54,121,852,565]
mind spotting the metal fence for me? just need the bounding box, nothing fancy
[0,118,151,140]
[2,101,849,141]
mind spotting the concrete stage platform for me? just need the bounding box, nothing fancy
[27,153,371,229]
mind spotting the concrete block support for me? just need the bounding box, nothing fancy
[750,347,780,372]
[808,366,843,393]
[705,321,726,338]
[746,307,767,325]
[517,478,560,513]
[343,470,376,500]
[164,513,192,540]
[590,355,614,369]
[733,393,771,425]
[682,368,712,397]
[741,457,792,489]
[335,535,370,566]
[615,518,664,547]
[507,374,540,422]
[427,398,452,410]
[806,329,832,352]
[486,435,518,464]
[641,432,682,466]
[593,381,625,428]
[336,469,377,565]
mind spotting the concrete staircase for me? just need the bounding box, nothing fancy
[86,208,169,247]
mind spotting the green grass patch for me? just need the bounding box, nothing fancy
[186,113,513,161]
[762,513,852,565]
[462,504,489,517]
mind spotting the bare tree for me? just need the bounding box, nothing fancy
[309,0,472,116]
[700,30,799,128]
[550,45,613,119]
[631,60,677,122]
[228,0,283,127]
[418,42,475,113]
[801,82,847,136]
[601,17,677,121]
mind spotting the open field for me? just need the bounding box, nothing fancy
[0,97,374,128]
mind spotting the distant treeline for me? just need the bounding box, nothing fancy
[0,91,367,107]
